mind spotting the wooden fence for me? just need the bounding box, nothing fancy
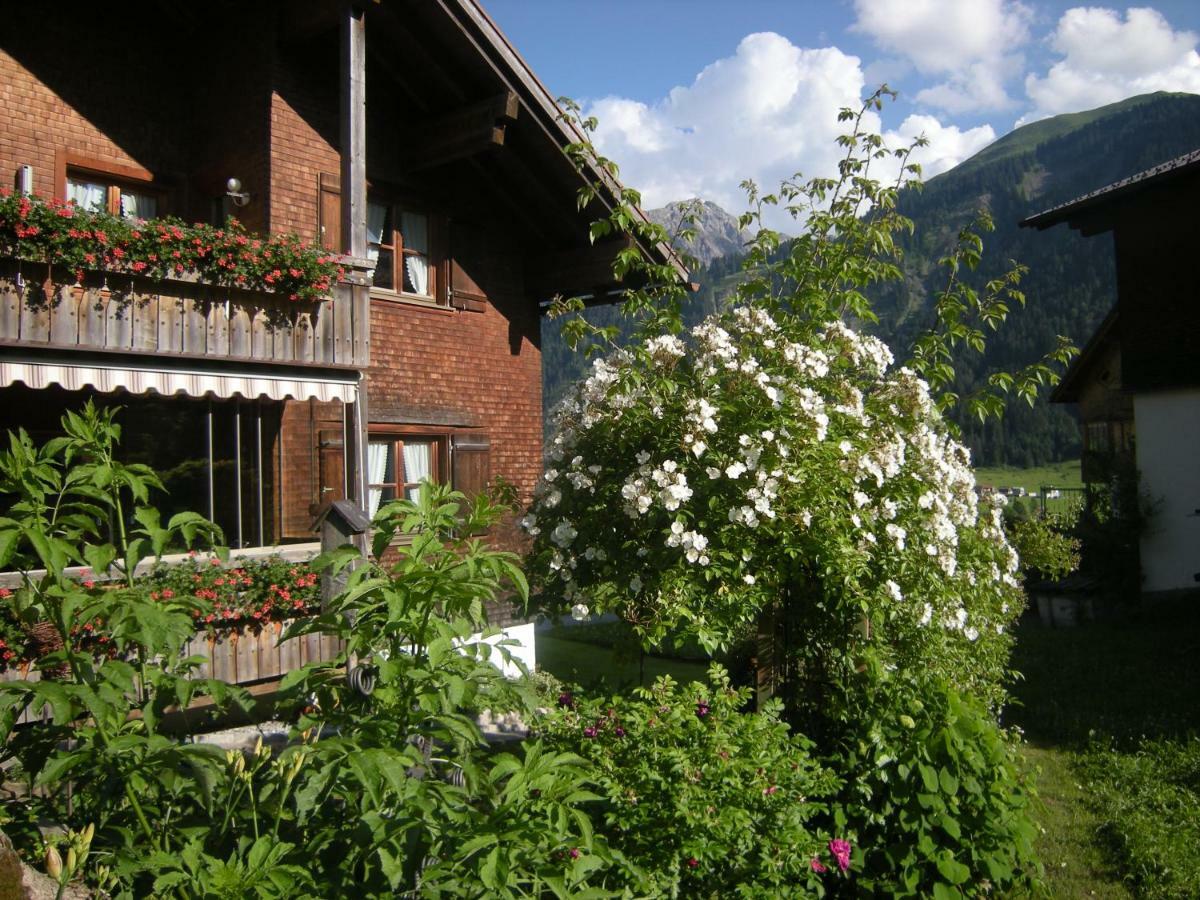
[1,619,344,726]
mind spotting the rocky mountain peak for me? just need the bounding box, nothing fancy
[646,199,751,267]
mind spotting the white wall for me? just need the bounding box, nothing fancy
[467,622,537,679]
[1135,390,1200,592]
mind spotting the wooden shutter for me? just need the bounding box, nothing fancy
[317,429,346,512]
[448,221,488,312]
[318,172,341,253]
[451,433,490,500]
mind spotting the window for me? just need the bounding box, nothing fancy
[66,172,161,221]
[367,199,439,300]
[367,434,445,517]
[1086,420,1111,453]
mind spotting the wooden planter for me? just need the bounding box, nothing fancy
[0,618,344,726]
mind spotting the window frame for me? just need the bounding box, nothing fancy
[367,196,445,305]
[55,150,167,220]
[366,428,449,512]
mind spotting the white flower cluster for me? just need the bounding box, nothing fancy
[644,333,686,363]
[666,521,710,565]
[620,458,693,517]
[531,302,1023,660]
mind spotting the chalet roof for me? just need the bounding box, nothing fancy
[442,0,689,289]
[1020,147,1200,231]
[1050,306,1118,404]
[462,5,680,249]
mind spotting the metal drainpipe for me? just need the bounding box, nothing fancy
[234,402,243,549]
[207,400,215,523]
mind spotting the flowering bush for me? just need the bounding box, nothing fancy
[539,664,844,896]
[142,554,321,632]
[0,190,343,302]
[526,308,1024,710]
[523,90,1064,895]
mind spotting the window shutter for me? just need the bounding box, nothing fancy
[318,173,341,253]
[448,221,489,312]
[451,432,490,500]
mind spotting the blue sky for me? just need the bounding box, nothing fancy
[487,1,1200,220]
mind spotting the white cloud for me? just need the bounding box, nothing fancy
[588,32,998,228]
[852,0,1033,112]
[888,115,997,178]
[1023,7,1200,121]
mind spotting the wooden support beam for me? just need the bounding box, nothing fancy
[340,5,368,258]
[401,91,519,172]
[526,236,634,299]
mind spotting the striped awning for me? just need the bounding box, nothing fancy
[0,355,359,403]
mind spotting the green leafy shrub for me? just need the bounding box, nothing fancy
[1077,738,1200,900]
[826,667,1040,898]
[539,664,843,897]
[0,407,612,898]
[1006,512,1081,581]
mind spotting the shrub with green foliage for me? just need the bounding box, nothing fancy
[827,666,1040,897]
[1006,512,1080,581]
[0,407,611,898]
[540,664,843,897]
[523,88,1068,896]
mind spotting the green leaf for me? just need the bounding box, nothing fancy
[939,767,959,796]
[936,856,970,885]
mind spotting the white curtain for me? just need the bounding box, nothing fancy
[120,190,157,221]
[401,211,429,296]
[402,441,432,502]
[366,202,387,262]
[67,179,106,212]
[367,440,391,517]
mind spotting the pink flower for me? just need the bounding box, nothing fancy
[810,858,827,873]
[829,839,852,872]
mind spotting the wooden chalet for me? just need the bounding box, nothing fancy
[1022,148,1200,592]
[0,1,684,677]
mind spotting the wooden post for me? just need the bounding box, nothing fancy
[340,5,370,523]
[340,4,367,260]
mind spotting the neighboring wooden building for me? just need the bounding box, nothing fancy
[1046,309,1135,484]
[1022,148,1200,593]
[0,2,681,643]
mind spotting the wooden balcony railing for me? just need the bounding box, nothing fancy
[0,259,368,369]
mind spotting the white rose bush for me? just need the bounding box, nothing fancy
[525,90,1075,895]
[526,300,1022,712]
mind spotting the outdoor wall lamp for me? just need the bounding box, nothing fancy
[225,177,251,207]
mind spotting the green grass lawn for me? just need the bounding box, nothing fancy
[1008,593,1200,898]
[975,458,1082,492]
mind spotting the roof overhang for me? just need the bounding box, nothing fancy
[1020,147,1200,233]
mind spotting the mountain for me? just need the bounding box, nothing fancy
[646,199,751,266]
[543,92,1200,466]
[873,91,1200,466]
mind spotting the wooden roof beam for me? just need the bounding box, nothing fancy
[401,90,519,172]
[526,236,634,300]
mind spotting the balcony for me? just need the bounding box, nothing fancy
[0,258,367,370]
